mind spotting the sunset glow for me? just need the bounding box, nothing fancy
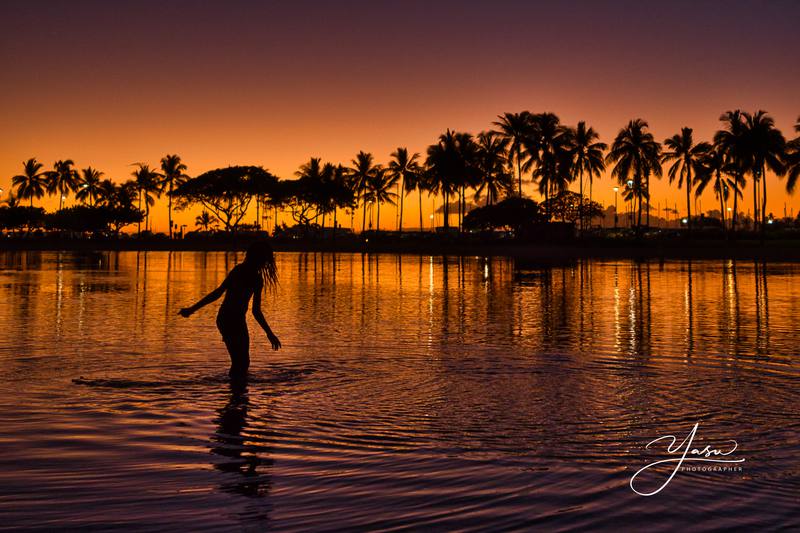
[2,1,799,231]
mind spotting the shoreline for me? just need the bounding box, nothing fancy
[2,236,800,261]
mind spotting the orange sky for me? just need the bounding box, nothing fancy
[1,1,798,232]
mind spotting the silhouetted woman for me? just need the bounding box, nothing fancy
[179,242,281,378]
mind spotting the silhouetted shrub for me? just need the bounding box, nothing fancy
[463,197,545,232]
[46,205,143,234]
[0,206,46,231]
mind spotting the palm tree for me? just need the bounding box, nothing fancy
[571,122,607,230]
[131,163,163,233]
[75,167,104,206]
[324,163,353,234]
[492,111,533,196]
[714,111,750,230]
[47,159,80,210]
[159,154,188,238]
[387,147,421,232]
[401,159,429,231]
[425,130,477,230]
[606,119,662,234]
[12,158,47,207]
[474,131,512,206]
[296,157,327,228]
[97,179,118,207]
[784,117,800,194]
[662,127,710,234]
[367,167,398,231]
[195,210,218,231]
[1,191,20,207]
[525,113,574,220]
[348,151,381,233]
[743,111,785,232]
[695,145,740,232]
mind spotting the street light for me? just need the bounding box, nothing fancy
[613,187,619,229]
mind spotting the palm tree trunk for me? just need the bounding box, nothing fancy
[578,168,584,232]
[168,181,173,239]
[377,202,381,231]
[138,191,142,234]
[686,181,692,235]
[761,163,768,237]
[545,186,549,221]
[458,186,463,232]
[444,190,450,230]
[720,189,726,234]
[419,191,424,232]
[362,197,367,234]
[399,178,404,232]
[753,174,759,231]
[646,174,650,228]
[517,152,522,197]
[637,191,643,234]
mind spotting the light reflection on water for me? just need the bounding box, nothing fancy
[0,251,798,531]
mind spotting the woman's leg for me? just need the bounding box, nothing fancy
[218,320,250,378]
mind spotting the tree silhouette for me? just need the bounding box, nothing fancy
[47,159,80,210]
[1,191,20,207]
[714,111,750,231]
[295,157,327,228]
[131,163,163,233]
[606,119,662,234]
[160,154,189,238]
[12,158,47,207]
[366,167,398,231]
[743,111,785,234]
[97,179,120,207]
[570,122,607,230]
[322,163,355,234]
[425,130,478,230]
[75,167,104,207]
[348,151,381,233]
[387,147,421,232]
[195,210,218,231]
[785,117,800,194]
[695,145,740,232]
[474,131,513,206]
[525,113,574,221]
[172,166,278,232]
[492,111,533,196]
[662,127,710,234]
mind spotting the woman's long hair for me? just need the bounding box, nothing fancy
[244,241,278,291]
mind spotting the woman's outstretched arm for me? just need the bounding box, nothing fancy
[179,277,228,317]
[252,280,281,350]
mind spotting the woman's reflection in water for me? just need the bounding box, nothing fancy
[212,379,274,505]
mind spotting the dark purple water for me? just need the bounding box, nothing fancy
[0,252,797,530]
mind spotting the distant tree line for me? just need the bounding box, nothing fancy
[4,109,799,238]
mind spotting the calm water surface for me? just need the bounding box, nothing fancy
[0,252,798,531]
